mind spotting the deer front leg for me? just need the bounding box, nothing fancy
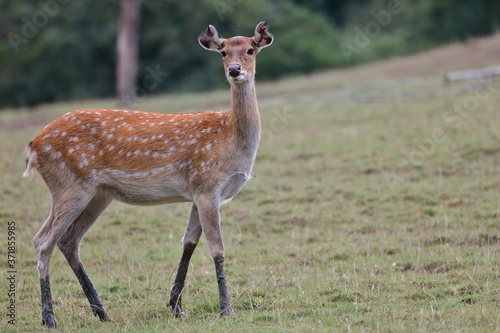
[196,197,235,316]
[169,203,202,317]
[213,254,234,316]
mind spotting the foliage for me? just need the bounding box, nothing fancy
[258,2,343,77]
[0,0,499,107]
[1,1,118,106]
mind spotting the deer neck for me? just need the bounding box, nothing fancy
[229,79,260,151]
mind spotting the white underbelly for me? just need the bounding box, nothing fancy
[100,175,192,205]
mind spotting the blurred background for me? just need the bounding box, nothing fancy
[1,0,499,108]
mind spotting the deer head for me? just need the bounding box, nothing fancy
[198,21,273,84]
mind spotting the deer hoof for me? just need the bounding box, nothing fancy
[42,313,57,329]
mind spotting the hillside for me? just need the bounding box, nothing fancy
[1,35,499,332]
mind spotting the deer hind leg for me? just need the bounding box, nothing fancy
[196,196,235,316]
[169,203,203,317]
[33,190,94,329]
[57,192,113,322]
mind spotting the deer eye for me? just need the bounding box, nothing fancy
[247,48,255,55]
[220,51,227,57]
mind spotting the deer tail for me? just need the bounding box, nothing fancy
[23,142,35,179]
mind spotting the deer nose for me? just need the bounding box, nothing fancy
[228,64,241,77]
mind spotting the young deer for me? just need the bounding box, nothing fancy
[24,22,273,328]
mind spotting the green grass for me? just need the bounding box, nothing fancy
[1,36,500,332]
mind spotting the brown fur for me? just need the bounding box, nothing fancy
[25,22,273,328]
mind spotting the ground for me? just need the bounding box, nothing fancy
[1,34,499,332]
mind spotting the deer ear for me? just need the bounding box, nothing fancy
[198,25,225,52]
[253,21,273,51]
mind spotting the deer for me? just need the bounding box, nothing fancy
[23,22,273,328]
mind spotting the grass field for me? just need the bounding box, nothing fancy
[1,34,500,332]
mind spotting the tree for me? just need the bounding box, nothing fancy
[116,0,141,106]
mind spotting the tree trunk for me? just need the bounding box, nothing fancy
[116,0,141,107]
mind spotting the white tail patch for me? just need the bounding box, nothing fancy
[23,146,35,179]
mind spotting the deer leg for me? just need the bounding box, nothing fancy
[33,191,93,329]
[196,197,235,316]
[169,203,203,317]
[57,192,113,322]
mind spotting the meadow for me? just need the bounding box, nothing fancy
[1,35,499,332]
